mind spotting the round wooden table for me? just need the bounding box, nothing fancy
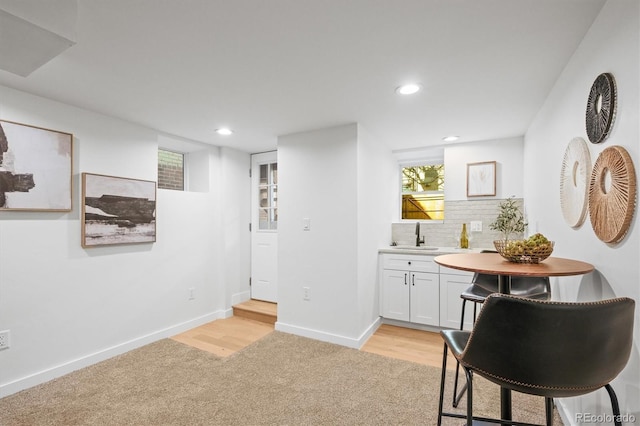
[434,252,594,422]
[435,253,594,293]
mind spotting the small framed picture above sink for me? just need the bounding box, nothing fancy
[466,161,496,197]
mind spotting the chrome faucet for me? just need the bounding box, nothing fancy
[415,222,425,247]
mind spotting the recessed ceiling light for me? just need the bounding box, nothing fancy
[443,135,459,142]
[396,84,422,95]
[216,128,233,136]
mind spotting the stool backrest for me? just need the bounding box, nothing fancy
[509,276,550,298]
[470,250,550,298]
[469,274,550,298]
[460,294,635,397]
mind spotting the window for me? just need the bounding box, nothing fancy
[157,149,184,190]
[258,162,277,230]
[401,163,444,220]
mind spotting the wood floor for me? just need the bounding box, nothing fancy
[171,300,456,369]
[362,323,456,369]
[171,316,274,357]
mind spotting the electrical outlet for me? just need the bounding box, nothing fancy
[303,287,310,301]
[0,330,10,350]
[470,221,482,232]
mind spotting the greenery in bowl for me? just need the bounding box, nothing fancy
[489,196,527,241]
[494,235,554,263]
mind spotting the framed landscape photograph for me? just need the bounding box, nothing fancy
[0,119,73,211]
[466,161,496,197]
[81,173,156,247]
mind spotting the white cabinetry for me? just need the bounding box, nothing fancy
[380,254,439,326]
[439,266,475,330]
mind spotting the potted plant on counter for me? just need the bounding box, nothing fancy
[489,197,554,263]
[489,196,527,241]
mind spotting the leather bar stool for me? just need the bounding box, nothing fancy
[438,294,635,426]
[452,252,551,407]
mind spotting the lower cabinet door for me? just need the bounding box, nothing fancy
[381,269,410,321]
[410,272,440,326]
[439,273,475,330]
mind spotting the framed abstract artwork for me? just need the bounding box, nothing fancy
[81,173,156,247]
[0,119,73,211]
[466,161,496,197]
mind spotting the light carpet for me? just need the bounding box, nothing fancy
[0,331,561,425]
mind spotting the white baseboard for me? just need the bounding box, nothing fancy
[381,317,443,333]
[0,309,227,398]
[231,290,251,306]
[556,399,574,426]
[357,316,382,349]
[274,317,381,349]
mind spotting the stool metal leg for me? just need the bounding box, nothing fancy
[452,299,467,407]
[605,384,622,426]
[545,397,553,426]
[437,342,449,426]
[453,298,475,408]
[465,366,474,425]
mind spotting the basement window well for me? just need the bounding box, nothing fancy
[158,149,185,191]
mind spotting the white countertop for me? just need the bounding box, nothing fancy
[378,246,489,255]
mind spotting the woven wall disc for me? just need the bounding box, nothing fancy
[585,73,616,144]
[560,137,591,227]
[588,145,636,243]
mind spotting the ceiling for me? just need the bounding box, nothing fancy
[0,0,606,154]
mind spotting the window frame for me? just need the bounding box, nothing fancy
[257,161,278,231]
[157,148,186,191]
[399,160,445,223]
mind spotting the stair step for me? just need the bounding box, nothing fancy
[233,300,277,325]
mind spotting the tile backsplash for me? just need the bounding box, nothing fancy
[391,198,525,250]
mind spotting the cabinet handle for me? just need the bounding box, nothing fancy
[408,261,412,265]
[404,273,407,285]
[412,273,415,286]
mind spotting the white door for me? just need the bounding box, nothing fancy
[250,151,278,302]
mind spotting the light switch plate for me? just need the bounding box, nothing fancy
[470,221,482,232]
[303,218,311,231]
[0,330,10,350]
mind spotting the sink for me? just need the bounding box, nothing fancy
[392,245,439,250]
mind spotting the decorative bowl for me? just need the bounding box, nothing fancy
[493,240,554,264]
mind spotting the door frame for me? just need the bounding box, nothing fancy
[250,151,278,302]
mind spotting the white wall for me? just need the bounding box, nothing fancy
[277,124,359,345]
[356,124,395,336]
[0,0,77,41]
[444,136,524,201]
[276,123,393,347]
[220,147,251,306]
[0,85,250,396]
[525,0,639,423]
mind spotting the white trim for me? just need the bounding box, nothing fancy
[356,317,382,349]
[398,161,445,222]
[393,146,444,164]
[231,290,251,306]
[0,309,227,398]
[274,317,382,350]
[381,317,443,333]
[555,399,575,426]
